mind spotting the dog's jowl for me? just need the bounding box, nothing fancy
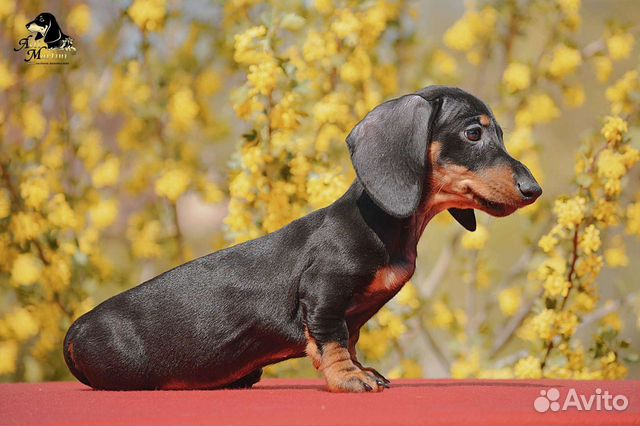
[63,86,541,393]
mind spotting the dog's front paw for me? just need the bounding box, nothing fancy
[325,368,386,393]
[360,366,390,386]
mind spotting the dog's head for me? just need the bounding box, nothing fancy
[346,86,542,231]
[26,13,58,41]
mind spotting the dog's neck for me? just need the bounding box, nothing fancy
[353,181,445,266]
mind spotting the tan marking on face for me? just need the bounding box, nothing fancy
[428,161,522,214]
[479,115,491,127]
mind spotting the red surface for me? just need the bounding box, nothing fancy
[0,379,638,425]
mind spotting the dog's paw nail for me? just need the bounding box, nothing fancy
[376,379,384,387]
[363,382,373,392]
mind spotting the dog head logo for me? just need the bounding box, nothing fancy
[14,12,77,64]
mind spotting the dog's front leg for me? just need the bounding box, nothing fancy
[303,288,386,393]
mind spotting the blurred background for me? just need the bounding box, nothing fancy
[0,0,639,383]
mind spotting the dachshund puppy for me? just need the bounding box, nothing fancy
[26,12,75,51]
[64,86,542,393]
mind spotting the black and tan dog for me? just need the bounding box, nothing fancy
[26,12,75,51]
[64,86,541,393]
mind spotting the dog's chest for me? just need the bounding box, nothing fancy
[365,264,414,295]
[347,263,415,317]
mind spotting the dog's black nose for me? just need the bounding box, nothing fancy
[517,180,542,201]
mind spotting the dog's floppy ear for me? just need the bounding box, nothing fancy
[347,95,440,218]
[44,18,62,44]
[448,208,477,232]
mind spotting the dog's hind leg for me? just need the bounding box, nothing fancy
[224,368,263,389]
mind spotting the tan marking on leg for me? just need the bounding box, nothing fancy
[319,343,382,393]
[304,327,321,369]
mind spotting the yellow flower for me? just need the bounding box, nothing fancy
[234,25,270,65]
[514,356,542,379]
[20,174,50,210]
[443,7,497,53]
[302,30,337,62]
[89,198,119,229]
[306,168,349,209]
[67,4,92,36]
[11,253,44,286]
[601,312,623,331]
[557,0,581,16]
[22,102,46,139]
[580,224,601,255]
[557,311,578,337]
[531,309,557,340]
[606,70,639,114]
[505,127,534,158]
[515,93,560,127]
[554,196,586,229]
[605,246,628,268]
[10,212,44,244]
[626,202,640,236]
[461,224,489,250]
[0,188,10,219]
[42,253,72,292]
[575,254,603,279]
[247,58,283,96]
[0,0,15,20]
[340,48,372,84]
[498,287,522,317]
[538,233,558,253]
[503,62,531,93]
[593,199,619,227]
[607,32,635,60]
[47,194,77,229]
[451,348,480,378]
[396,282,420,310]
[597,149,626,196]
[169,87,199,130]
[601,116,628,144]
[313,0,333,14]
[0,60,16,90]
[155,168,191,201]
[593,56,613,82]
[78,130,103,169]
[431,300,454,328]
[548,44,582,79]
[376,308,407,337]
[332,9,361,42]
[128,0,166,31]
[574,292,597,313]
[563,84,585,107]
[91,156,120,188]
[0,341,18,375]
[3,308,39,341]
[544,274,570,298]
[428,49,457,79]
[127,217,163,259]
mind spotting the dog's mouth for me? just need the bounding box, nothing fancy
[472,193,518,217]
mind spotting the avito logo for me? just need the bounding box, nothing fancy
[534,387,629,413]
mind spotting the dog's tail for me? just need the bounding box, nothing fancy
[63,320,92,387]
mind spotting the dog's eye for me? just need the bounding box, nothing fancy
[464,127,482,142]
